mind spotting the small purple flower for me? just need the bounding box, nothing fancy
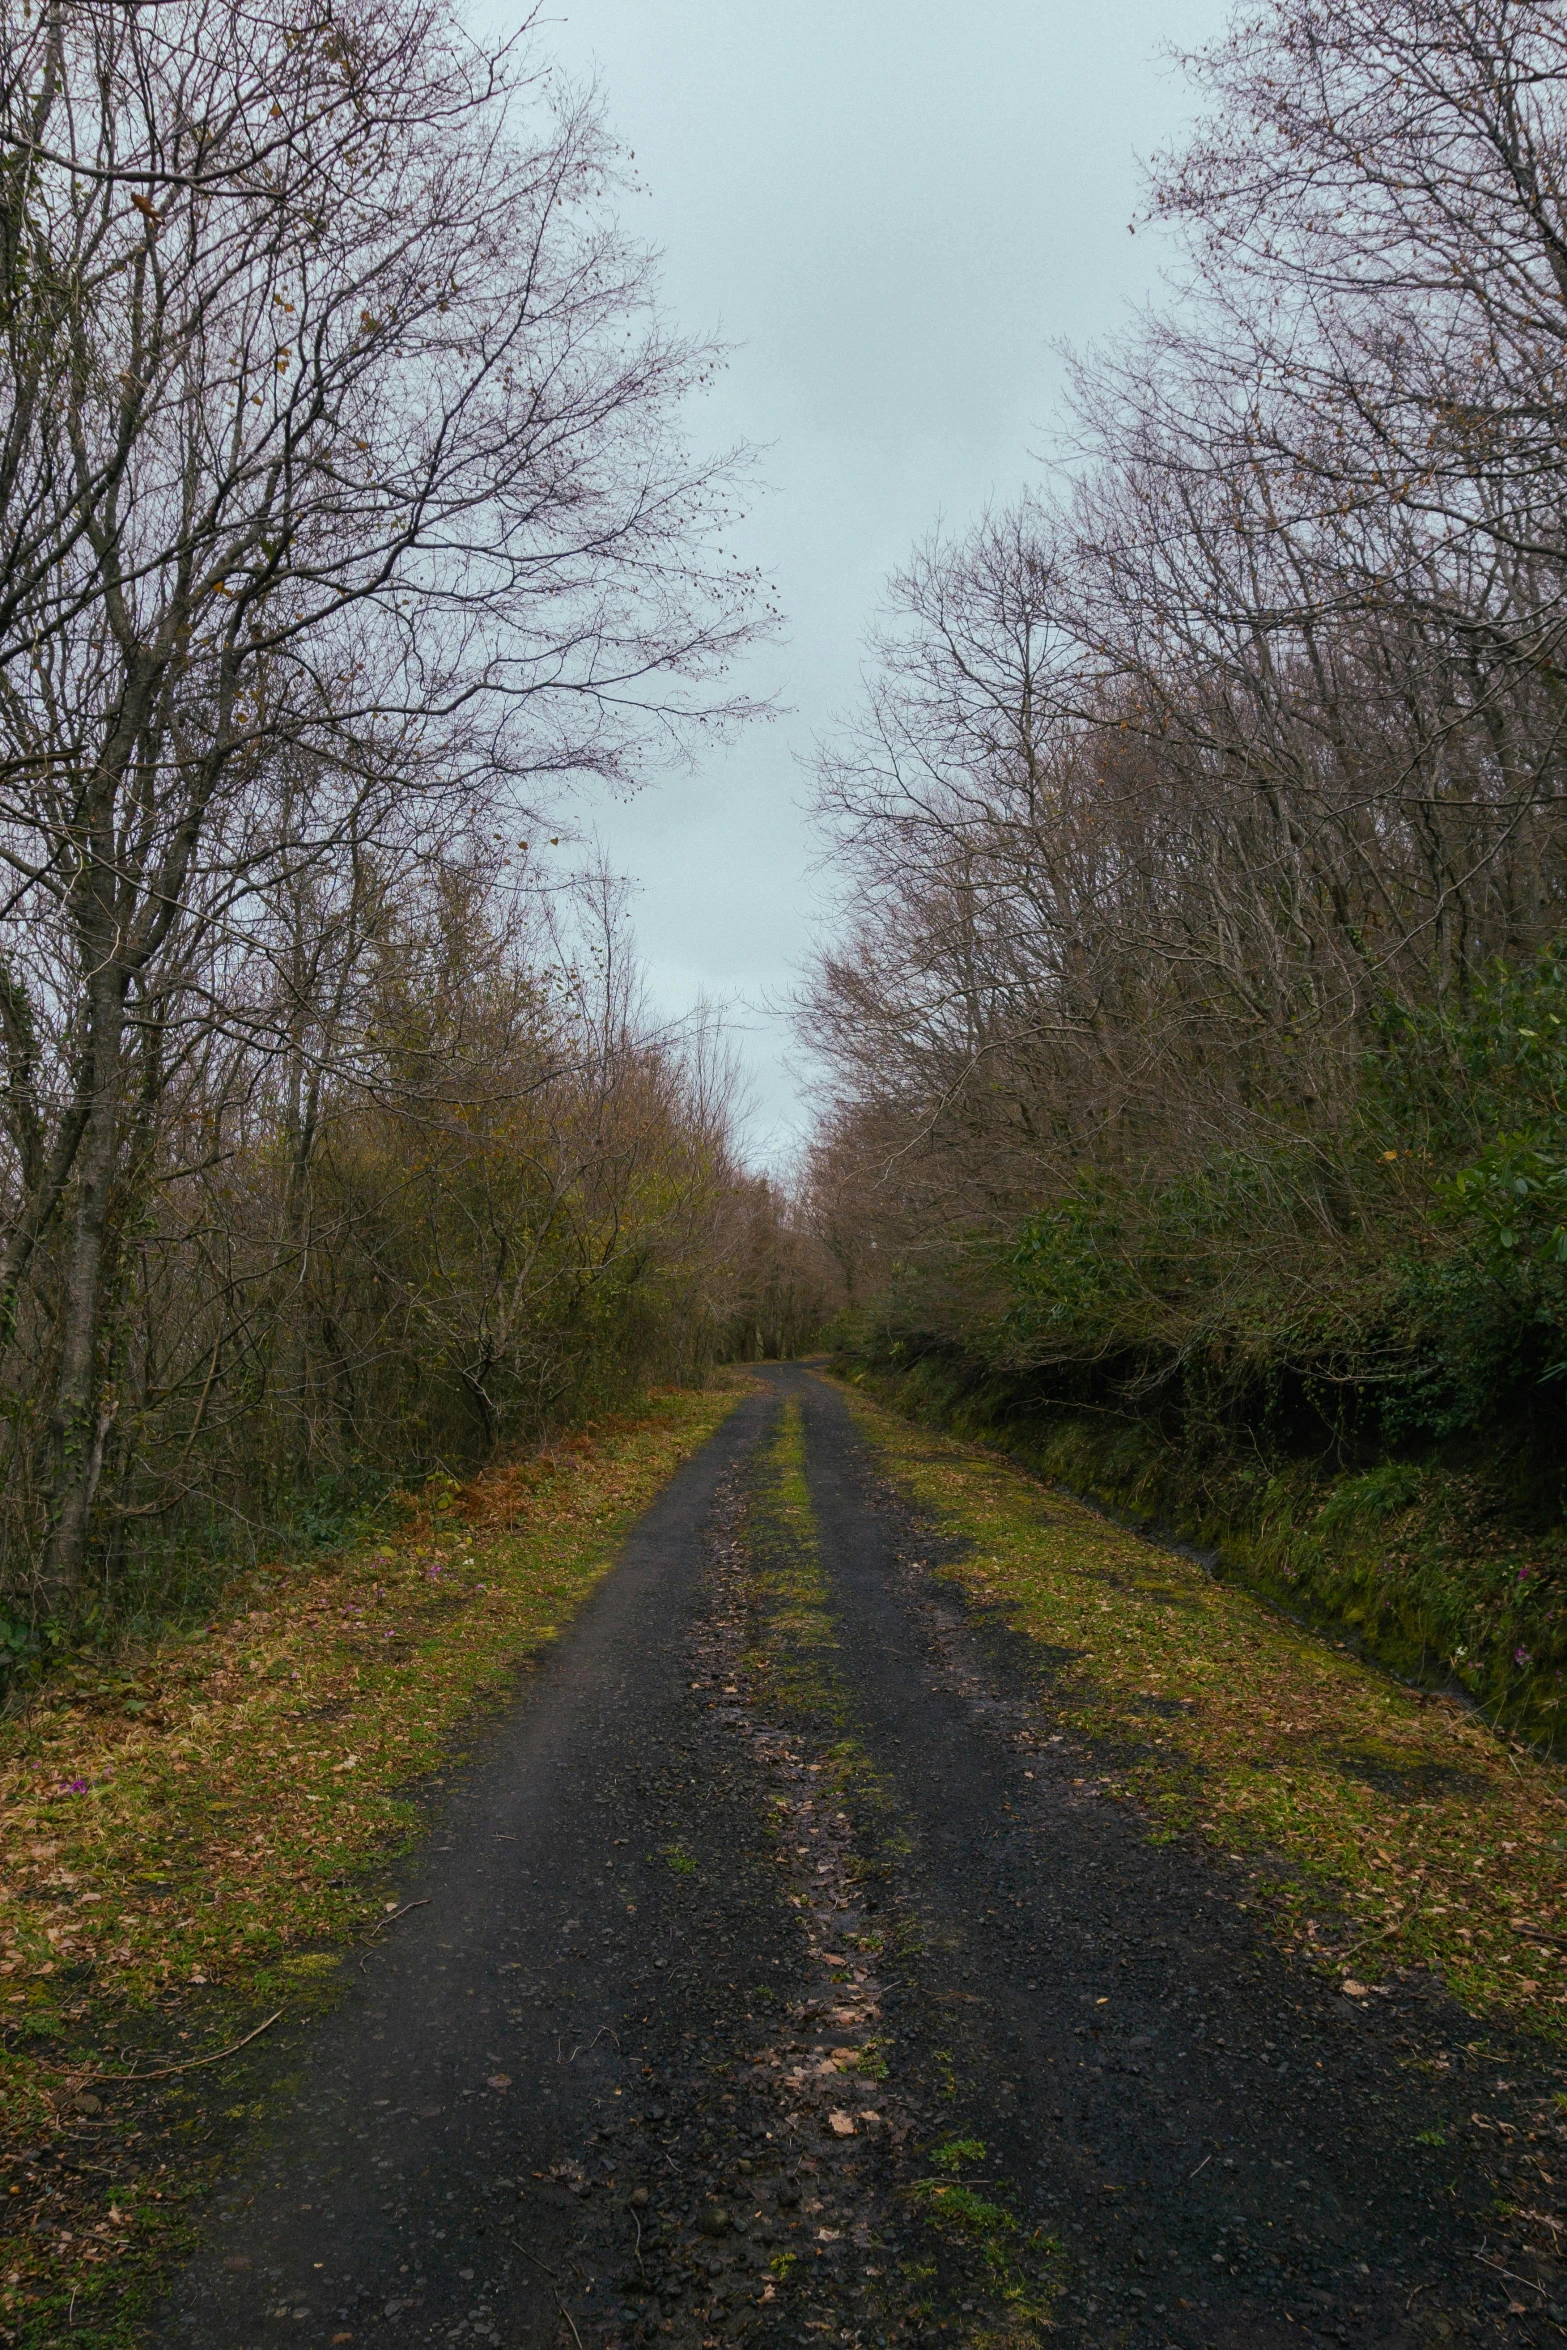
[61,1777,88,1795]
[1516,1645,1533,1669]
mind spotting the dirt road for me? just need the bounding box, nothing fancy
[154,1368,1560,2349]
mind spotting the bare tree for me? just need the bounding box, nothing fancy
[0,0,762,1609]
[801,0,1567,1437]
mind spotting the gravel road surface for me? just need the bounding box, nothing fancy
[154,1368,1561,2350]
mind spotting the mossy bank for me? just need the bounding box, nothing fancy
[835,1343,1567,1755]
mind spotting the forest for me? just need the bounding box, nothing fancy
[7,0,1567,1744]
[0,0,825,1669]
[803,0,1567,1738]
[6,0,1567,1754]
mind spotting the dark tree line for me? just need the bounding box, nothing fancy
[804,0,1567,1474]
[0,0,793,1642]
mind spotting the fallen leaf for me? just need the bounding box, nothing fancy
[826,2111,857,2138]
[485,2072,511,2091]
[1341,1978,1369,1997]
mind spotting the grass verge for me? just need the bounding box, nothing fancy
[0,1381,743,2348]
[836,1379,1567,2045]
[846,1350,1567,1745]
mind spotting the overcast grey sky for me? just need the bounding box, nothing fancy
[527,1,1232,1167]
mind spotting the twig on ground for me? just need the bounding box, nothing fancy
[508,2235,559,2280]
[510,2238,585,2349]
[360,1898,431,1964]
[1472,2251,1544,2296]
[1336,1905,1421,1968]
[368,1899,430,1935]
[1188,2154,1211,2180]
[84,2009,283,2085]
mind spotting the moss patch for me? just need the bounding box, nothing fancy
[743,1398,853,1741]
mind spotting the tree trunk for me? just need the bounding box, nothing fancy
[39,964,124,1612]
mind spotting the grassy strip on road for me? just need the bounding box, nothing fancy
[745,1397,855,1743]
[0,1380,743,2347]
[838,1379,1567,2044]
[738,1399,1063,2344]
